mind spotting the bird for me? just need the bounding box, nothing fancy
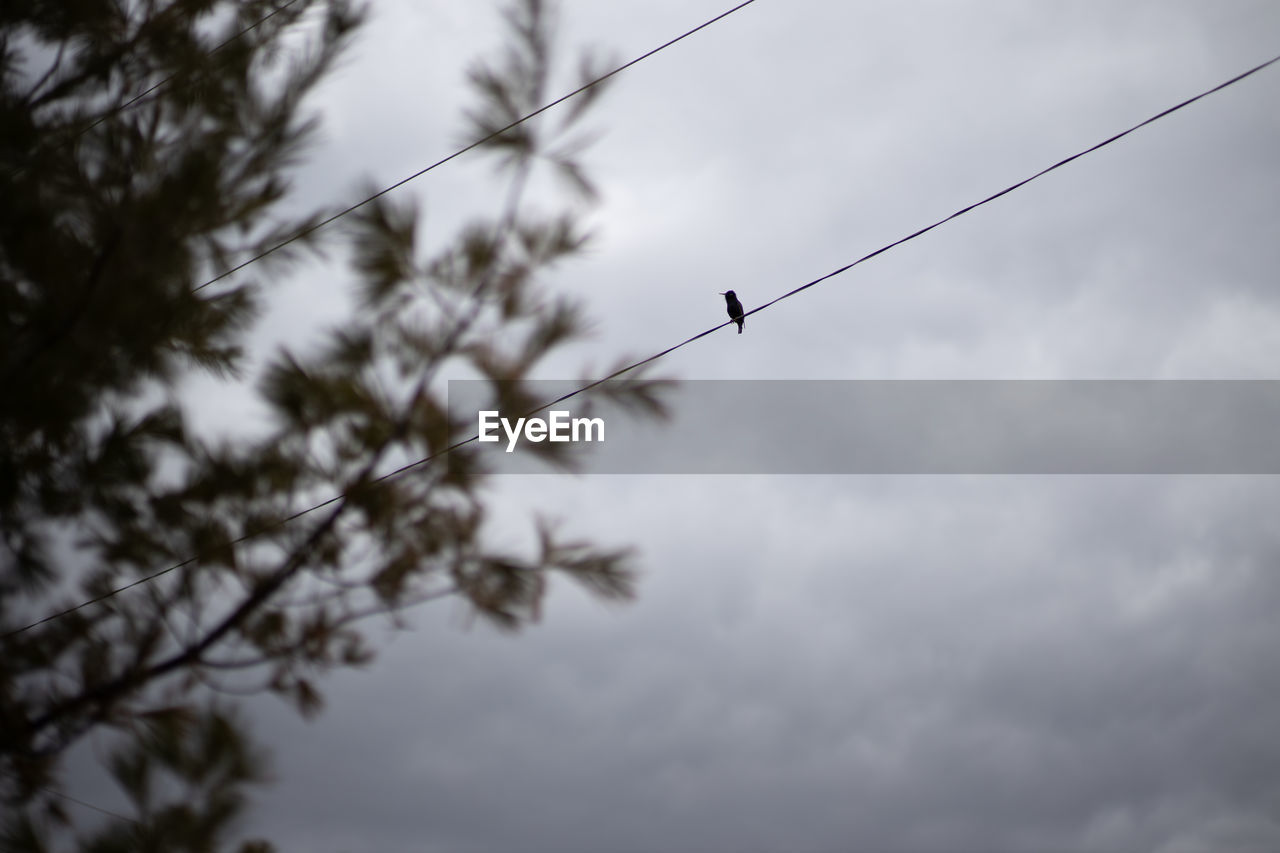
[720,290,744,334]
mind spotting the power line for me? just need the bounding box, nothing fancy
[5,49,1278,640]
[12,0,304,174]
[745,50,1280,320]
[77,0,306,135]
[191,0,763,293]
[0,0,770,634]
[40,786,138,826]
[0,0,762,634]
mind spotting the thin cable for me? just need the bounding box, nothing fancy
[0,0,762,636]
[79,0,305,135]
[5,49,1278,640]
[744,50,1280,320]
[191,0,762,293]
[11,0,304,175]
[40,786,139,825]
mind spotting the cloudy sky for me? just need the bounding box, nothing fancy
[83,0,1280,850]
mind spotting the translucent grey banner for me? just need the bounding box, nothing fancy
[447,380,1280,474]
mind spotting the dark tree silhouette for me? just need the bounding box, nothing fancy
[1,0,662,848]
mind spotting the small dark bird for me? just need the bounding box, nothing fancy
[720,290,745,334]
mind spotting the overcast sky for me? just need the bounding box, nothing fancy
[84,1,1280,850]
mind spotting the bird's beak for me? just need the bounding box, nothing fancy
[718,291,727,295]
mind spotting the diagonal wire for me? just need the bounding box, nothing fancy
[191,0,763,293]
[4,49,1278,641]
[12,0,305,175]
[0,2,766,639]
[40,786,139,825]
[743,50,1280,321]
[75,0,306,136]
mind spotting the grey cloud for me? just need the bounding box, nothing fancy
[133,0,1280,849]
[238,476,1280,852]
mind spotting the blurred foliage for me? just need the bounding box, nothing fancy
[0,0,664,848]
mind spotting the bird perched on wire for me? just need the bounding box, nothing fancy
[720,290,745,334]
